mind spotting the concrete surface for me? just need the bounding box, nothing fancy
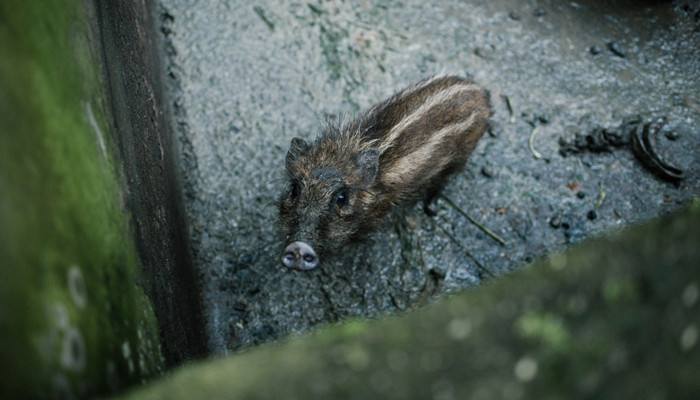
[95,0,207,364]
[159,0,700,353]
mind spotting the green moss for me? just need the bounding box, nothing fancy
[0,0,163,398]
[516,311,572,352]
[319,23,347,82]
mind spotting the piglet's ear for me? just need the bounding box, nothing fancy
[286,137,309,171]
[356,147,379,188]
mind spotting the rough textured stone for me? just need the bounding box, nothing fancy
[93,0,206,365]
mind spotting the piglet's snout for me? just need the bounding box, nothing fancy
[281,241,319,270]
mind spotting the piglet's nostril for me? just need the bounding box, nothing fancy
[281,252,296,268]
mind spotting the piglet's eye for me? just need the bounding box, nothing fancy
[335,191,348,206]
[290,183,299,199]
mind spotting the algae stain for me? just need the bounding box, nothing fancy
[516,311,572,353]
[1,0,163,398]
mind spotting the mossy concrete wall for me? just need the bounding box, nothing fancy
[0,0,204,398]
[114,201,700,400]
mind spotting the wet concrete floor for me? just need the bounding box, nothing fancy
[158,0,700,352]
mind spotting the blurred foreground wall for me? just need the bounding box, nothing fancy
[115,200,700,400]
[0,1,204,398]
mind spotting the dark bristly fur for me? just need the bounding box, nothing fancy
[278,75,492,270]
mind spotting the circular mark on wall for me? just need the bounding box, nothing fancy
[61,326,86,372]
[67,266,86,309]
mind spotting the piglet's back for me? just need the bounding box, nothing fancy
[357,75,491,208]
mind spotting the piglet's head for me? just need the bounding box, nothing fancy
[278,136,379,270]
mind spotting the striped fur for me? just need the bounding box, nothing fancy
[353,75,490,217]
[278,75,491,268]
